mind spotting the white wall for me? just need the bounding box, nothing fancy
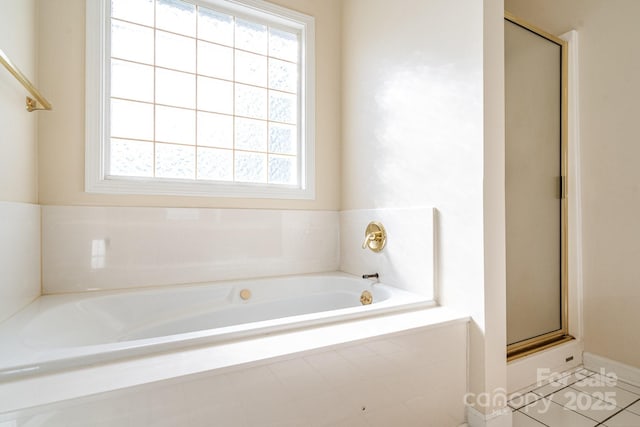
[340,207,434,297]
[341,0,507,417]
[36,0,341,210]
[506,0,640,370]
[341,0,484,306]
[0,0,41,322]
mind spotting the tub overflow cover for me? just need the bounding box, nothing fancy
[360,290,373,305]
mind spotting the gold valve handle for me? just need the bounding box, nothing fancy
[362,222,386,252]
[361,231,380,249]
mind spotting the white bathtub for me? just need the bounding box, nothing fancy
[0,272,432,381]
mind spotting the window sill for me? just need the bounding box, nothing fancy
[85,175,315,200]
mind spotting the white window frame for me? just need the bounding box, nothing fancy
[85,0,315,199]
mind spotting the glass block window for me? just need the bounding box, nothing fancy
[86,0,315,199]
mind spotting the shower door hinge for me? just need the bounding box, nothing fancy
[560,176,567,199]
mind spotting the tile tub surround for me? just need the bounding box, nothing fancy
[509,367,640,426]
[0,310,469,426]
[0,201,41,323]
[340,208,435,297]
[42,206,340,293]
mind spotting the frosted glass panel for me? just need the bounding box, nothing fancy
[197,147,233,181]
[156,0,196,37]
[109,138,154,177]
[235,151,266,183]
[235,19,267,54]
[156,105,195,145]
[269,28,298,62]
[156,68,195,109]
[155,143,195,179]
[111,59,154,102]
[198,7,234,46]
[235,84,267,119]
[269,91,296,124]
[505,19,564,346]
[197,41,233,80]
[269,155,296,185]
[235,117,267,152]
[111,20,154,64]
[269,123,296,155]
[235,51,267,87]
[108,0,303,189]
[198,77,233,114]
[110,99,154,140]
[111,0,153,26]
[156,30,196,73]
[197,112,233,148]
[269,59,297,93]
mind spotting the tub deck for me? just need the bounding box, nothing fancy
[0,304,467,415]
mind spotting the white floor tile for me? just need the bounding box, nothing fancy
[512,410,547,427]
[614,380,640,397]
[509,392,543,410]
[552,369,596,388]
[521,398,599,427]
[571,378,640,409]
[602,409,640,427]
[510,383,544,399]
[550,387,619,422]
[532,381,570,398]
[627,400,640,416]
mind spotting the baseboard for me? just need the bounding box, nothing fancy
[466,405,512,427]
[583,352,640,387]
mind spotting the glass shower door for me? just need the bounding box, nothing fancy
[505,14,570,358]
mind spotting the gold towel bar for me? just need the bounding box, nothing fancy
[0,48,52,112]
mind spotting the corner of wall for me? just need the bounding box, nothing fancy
[339,207,435,297]
[0,202,41,322]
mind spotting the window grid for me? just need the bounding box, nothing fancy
[108,0,299,186]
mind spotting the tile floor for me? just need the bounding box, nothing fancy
[510,367,640,426]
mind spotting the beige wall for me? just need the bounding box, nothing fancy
[36,0,341,209]
[0,0,38,203]
[0,0,42,322]
[342,0,507,414]
[506,0,640,368]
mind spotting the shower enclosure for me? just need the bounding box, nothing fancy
[505,13,571,360]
